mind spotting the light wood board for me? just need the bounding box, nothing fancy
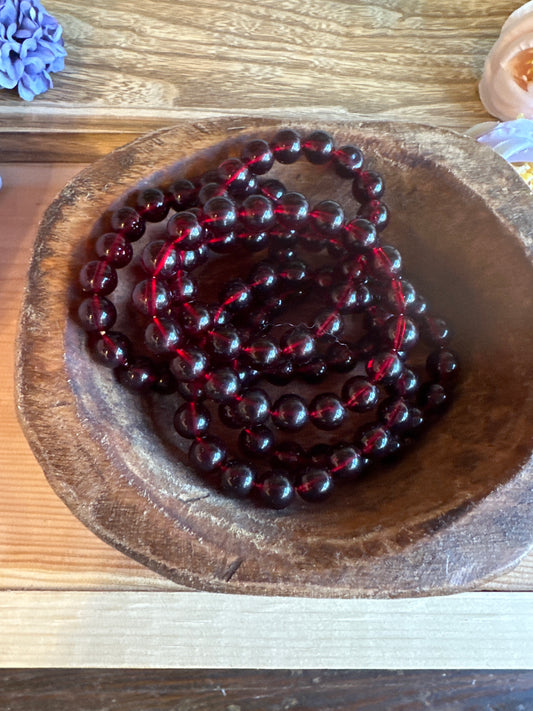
[1,591,532,668]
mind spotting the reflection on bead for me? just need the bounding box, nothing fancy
[95,233,133,268]
[78,295,116,332]
[271,128,301,164]
[328,444,363,480]
[131,279,170,316]
[239,425,275,458]
[167,179,196,211]
[89,331,130,368]
[271,394,308,432]
[426,349,460,383]
[366,351,403,385]
[358,200,389,230]
[141,240,178,278]
[296,468,333,502]
[234,388,271,426]
[275,191,309,229]
[144,317,182,354]
[170,347,209,382]
[174,402,211,439]
[203,196,237,233]
[352,170,385,203]
[135,187,168,222]
[259,471,295,509]
[116,357,156,391]
[342,375,378,412]
[332,144,364,178]
[258,177,286,201]
[241,138,274,175]
[240,194,275,232]
[343,218,378,252]
[110,206,145,242]
[189,436,227,472]
[79,260,117,295]
[303,130,334,164]
[310,393,346,430]
[309,200,344,236]
[204,368,240,403]
[167,211,204,249]
[220,461,255,497]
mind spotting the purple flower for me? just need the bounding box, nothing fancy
[471,118,533,162]
[0,0,66,101]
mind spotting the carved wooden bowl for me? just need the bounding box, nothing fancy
[16,118,533,597]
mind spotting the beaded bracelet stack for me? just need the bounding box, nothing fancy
[77,127,459,509]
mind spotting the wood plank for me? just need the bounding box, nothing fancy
[2,160,533,592]
[1,591,533,668]
[0,0,512,160]
[2,669,533,710]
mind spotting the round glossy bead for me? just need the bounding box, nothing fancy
[204,368,240,403]
[297,356,327,383]
[332,144,364,178]
[241,138,274,175]
[343,218,378,252]
[79,260,117,295]
[278,259,308,287]
[110,206,145,242]
[352,170,385,203]
[244,337,279,369]
[280,325,315,363]
[177,379,205,402]
[271,394,308,432]
[275,191,309,229]
[421,317,450,346]
[258,177,286,201]
[239,425,275,458]
[95,233,133,268]
[419,382,449,412]
[385,316,419,352]
[378,397,412,432]
[170,347,209,382]
[217,158,251,195]
[426,349,460,383]
[342,376,379,412]
[220,461,255,498]
[389,367,419,398]
[171,271,197,303]
[309,200,344,236]
[313,310,343,339]
[239,194,274,232]
[271,128,301,164]
[144,317,182,354]
[264,359,294,385]
[234,389,271,426]
[385,278,417,314]
[167,211,204,249]
[249,262,277,299]
[180,302,212,336]
[358,200,389,230]
[309,393,346,430]
[325,342,355,373]
[328,444,363,480]
[372,245,402,277]
[116,357,156,391]
[303,130,334,164]
[208,326,242,360]
[78,295,116,332]
[167,179,196,211]
[89,331,130,368]
[131,279,170,316]
[135,187,168,222]
[141,241,178,278]
[296,468,333,502]
[219,279,252,312]
[366,351,403,385]
[270,440,306,471]
[173,402,210,439]
[358,425,392,459]
[198,181,227,205]
[259,471,295,509]
[330,282,372,313]
[203,195,238,233]
[189,436,227,472]
[206,229,237,254]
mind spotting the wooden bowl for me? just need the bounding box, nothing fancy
[15,118,533,598]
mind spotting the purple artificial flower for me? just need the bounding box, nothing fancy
[470,118,533,162]
[0,0,66,101]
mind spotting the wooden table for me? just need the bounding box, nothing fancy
[2,0,533,703]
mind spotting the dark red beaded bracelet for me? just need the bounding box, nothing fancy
[76,127,460,510]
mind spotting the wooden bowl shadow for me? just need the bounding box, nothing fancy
[16,118,533,597]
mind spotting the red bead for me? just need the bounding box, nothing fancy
[170,347,209,382]
[271,394,308,432]
[271,128,301,164]
[296,468,333,502]
[131,278,170,316]
[180,301,212,335]
[384,315,419,352]
[167,179,196,211]
[89,331,130,368]
[198,181,227,205]
[79,260,117,295]
[203,196,238,233]
[239,194,275,232]
[358,200,389,230]
[174,402,211,439]
[217,158,252,195]
[219,279,252,312]
[110,206,145,242]
[275,191,309,229]
[343,218,378,252]
[166,211,204,249]
[378,397,412,432]
[259,471,295,509]
[258,177,286,201]
[342,376,379,412]
[241,138,274,175]
[78,295,116,332]
[366,351,403,385]
[135,187,168,222]
[116,357,156,391]
[372,245,402,277]
[234,389,271,426]
[170,270,197,303]
[313,310,344,339]
[309,200,344,236]
[144,317,182,354]
[249,262,278,299]
[309,393,346,430]
[328,445,363,480]
[280,326,315,363]
[244,337,279,368]
[189,436,227,472]
[426,349,460,383]
[220,461,255,498]
[239,425,275,458]
[358,425,392,459]
[204,368,240,403]
[141,241,178,278]
[352,170,385,203]
[303,130,334,165]
[95,233,133,268]
[332,144,364,178]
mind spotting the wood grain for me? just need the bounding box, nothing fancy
[1,591,533,668]
[13,119,533,598]
[0,669,533,711]
[0,0,519,161]
[2,669,533,710]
